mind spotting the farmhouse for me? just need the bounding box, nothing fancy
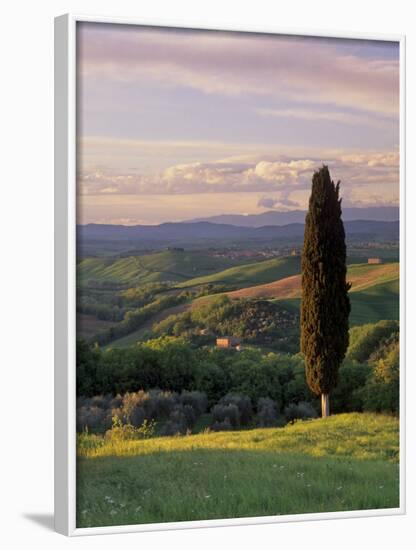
[216,336,241,349]
[368,257,383,264]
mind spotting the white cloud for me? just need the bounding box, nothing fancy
[78,150,399,199]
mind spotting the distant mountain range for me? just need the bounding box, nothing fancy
[189,207,399,227]
[78,219,399,244]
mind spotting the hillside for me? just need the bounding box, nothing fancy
[77,413,399,527]
[177,256,301,289]
[101,262,399,347]
[77,250,250,287]
[277,278,399,327]
[225,262,399,300]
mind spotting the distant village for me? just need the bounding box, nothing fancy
[208,247,300,260]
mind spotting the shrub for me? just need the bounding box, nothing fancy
[211,418,233,432]
[179,391,208,416]
[361,341,399,414]
[218,393,253,425]
[105,416,155,441]
[76,432,105,453]
[110,394,123,409]
[256,397,279,427]
[348,320,399,363]
[161,404,194,435]
[143,389,178,419]
[120,392,144,424]
[111,391,146,427]
[76,405,111,433]
[284,401,317,423]
[211,403,240,428]
[330,361,371,413]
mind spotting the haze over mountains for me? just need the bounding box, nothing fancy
[78,219,399,251]
[189,207,399,227]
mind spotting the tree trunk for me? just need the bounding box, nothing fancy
[321,393,330,417]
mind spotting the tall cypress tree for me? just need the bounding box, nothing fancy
[301,165,351,417]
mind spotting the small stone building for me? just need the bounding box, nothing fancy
[216,336,241,349]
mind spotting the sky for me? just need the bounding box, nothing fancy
[76,22,400,225]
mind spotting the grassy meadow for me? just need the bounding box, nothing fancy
[77,413,399,527]
[77,250,254,287]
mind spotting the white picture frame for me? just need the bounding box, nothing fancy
[54,13,406,536]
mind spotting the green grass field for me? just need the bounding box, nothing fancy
[177,256,301,289]
[275,275,399,327]
[77,413,399,527]
[348,279,400,325]
[78,250,249,287]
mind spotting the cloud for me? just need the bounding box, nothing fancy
[78,150,399,199]
[255,107,394,128]
[257,195,300,210]
[77,24,399,118]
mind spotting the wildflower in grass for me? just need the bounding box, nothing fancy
[336,486,343,491]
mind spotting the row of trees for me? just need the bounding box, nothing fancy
[77,330,399,418]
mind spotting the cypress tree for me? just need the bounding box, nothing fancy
[301,165,351,417]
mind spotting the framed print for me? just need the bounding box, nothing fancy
[54,14,405,536]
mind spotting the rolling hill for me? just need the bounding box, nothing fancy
[277,279,399,327]
[223,262,399,300]
[101,261,399,347]
[77,250,252,287]
[177,256,301,289]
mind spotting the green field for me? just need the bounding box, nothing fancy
[177,256,301,289]
[274,273,399,327]
[349,279,400,325]
[77,413,399,527]
[78,250,250,287]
